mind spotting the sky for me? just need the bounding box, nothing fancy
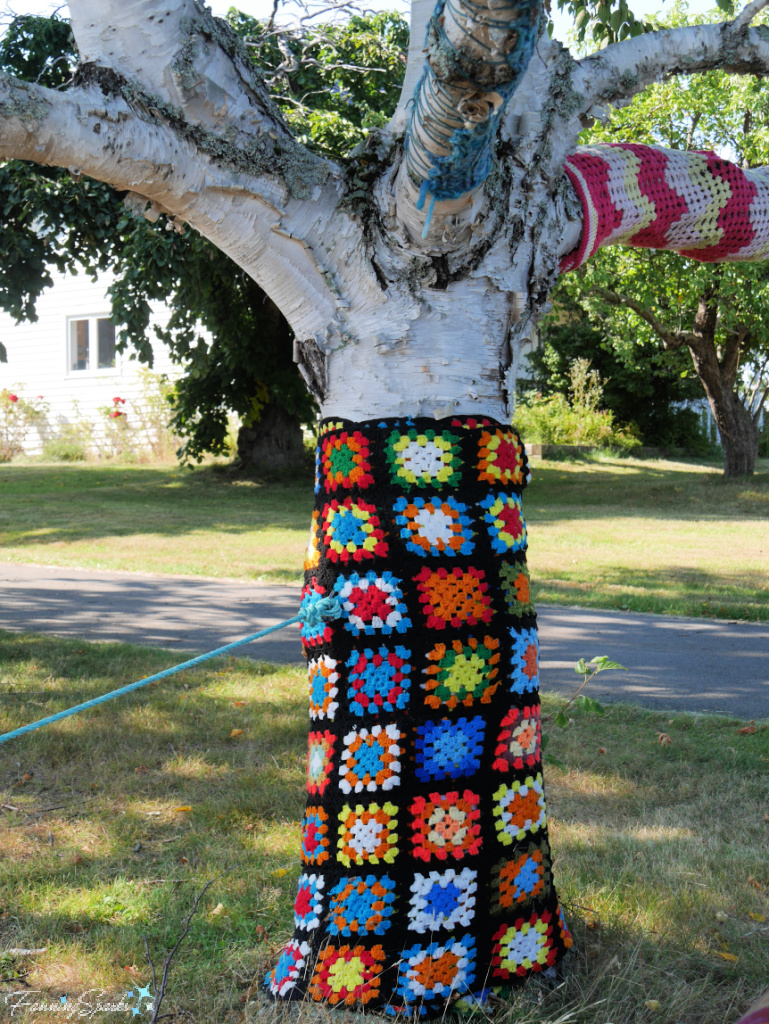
[1,0,718,47]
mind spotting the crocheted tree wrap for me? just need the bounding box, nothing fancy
[561,143,769,272]
[266,416,572,1017]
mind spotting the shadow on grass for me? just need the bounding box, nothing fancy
[1,461,768,558]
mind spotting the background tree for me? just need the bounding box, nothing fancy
[0,7,408,466]
[551,3,769,475]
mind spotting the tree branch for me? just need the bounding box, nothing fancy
[0,71,342,340]
[590,285,698,349]
[68,0,291,145]
[574,16,769,117]
[392,0,544,249]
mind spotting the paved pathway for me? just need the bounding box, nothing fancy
[1,561,767,718]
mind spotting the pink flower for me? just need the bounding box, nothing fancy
[8,394,18,403]
[109,410,123,419]
[112,396,125,405]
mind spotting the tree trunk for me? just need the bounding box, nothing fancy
[267,415,571,1014]
[236,403,305,474]
[687,338,759,478]
[719,394,760,478]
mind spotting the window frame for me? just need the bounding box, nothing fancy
[65,314,120,377]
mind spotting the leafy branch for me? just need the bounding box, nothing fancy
[542,655,627,770]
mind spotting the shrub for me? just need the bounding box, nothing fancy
[41,435,88,462]
[513,359,642,452]
[0,388,49,461]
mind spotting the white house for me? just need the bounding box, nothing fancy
[0,269,182,456]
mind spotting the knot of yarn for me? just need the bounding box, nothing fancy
[301,597,344,626]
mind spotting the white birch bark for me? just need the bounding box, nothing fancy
[2,0,769,423]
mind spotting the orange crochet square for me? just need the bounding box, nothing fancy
[414,566,493,629]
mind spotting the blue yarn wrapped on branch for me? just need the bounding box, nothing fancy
[407,0,542,234]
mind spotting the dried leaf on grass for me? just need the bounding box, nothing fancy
[229,728,244,738]
[738,726,758,735]
[657,732,673,745]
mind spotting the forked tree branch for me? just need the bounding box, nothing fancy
[0,71,341,338]
[67,0,293,146]
[591,285,699,349]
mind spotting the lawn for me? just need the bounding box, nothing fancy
[1,454,768,619]
[0,631,767,1024]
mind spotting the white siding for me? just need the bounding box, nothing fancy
[0,269,183,454]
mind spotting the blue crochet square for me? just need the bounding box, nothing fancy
[346,646,411,715]
[415,716,485,782]
[328,874,395,936]
[510,627,539,695]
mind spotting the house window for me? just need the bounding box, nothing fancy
[68,317,117,373]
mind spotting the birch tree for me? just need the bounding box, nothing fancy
[4,0,769,1015]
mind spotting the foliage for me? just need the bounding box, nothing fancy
[514,358,642,450]
[0,386,48,461]
[542,655,625,770]
[0,8,408,462]
[554,3,769,458]
[529,319,712,450]
[228,10,408,158]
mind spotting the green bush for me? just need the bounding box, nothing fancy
[513,359,642,452]
[41,437,88,462]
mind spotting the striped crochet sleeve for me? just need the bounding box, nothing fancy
[559,143,769,272]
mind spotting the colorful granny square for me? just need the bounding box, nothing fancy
[557,903,573,948]
[304,509,321,572]
[309,943,385,1006]
[493,704,541,771]
[339,724,403,794]
[337,802,399,867]
[346,646,411,715]
[415,716,485,782]
[499,560,535,616]
[294,873,324,931]
[301,806,330,865]
[480,493,527,554]
[414,566,493,629]
[321,430,374,491]
[491,911,557,977]
[307,730,335,797]
[266,938,312,997]
[423,636,501,709]
[300,578,334,650]
[493,775,547,845]
[321,498,388,563]
[328,874,396,936]
[408,867,478,933]
[477,429,525,487]
[395,936,476,1008]
[334,571,411,636]
[393,496,474,557]
[410,789,482,862]
[510,627,539,695]
[385,428,462,488]
[493,843,551,910]
[308,655,339,721]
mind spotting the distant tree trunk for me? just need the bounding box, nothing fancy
[237,403,305,473]
[687,299,759,478]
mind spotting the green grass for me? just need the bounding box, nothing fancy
[1,631,767,1024]
[0,454,768,618]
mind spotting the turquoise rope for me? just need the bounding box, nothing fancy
[0,597,343,747]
